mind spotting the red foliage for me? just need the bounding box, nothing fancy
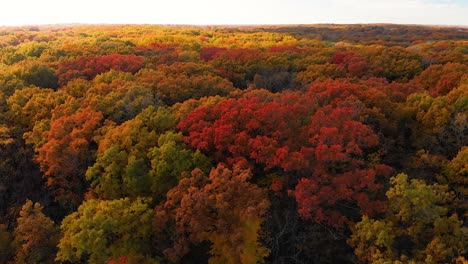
[295,105,391,227]
[412,62,467,96]
[178,82,392,227]
[134,43,179,64]
[57,54,145,86]
[37,108,103,207]
[200,46,227,61]
[332,51,369,77]
[134,42,175,53]
[177,92,312,168]
[213,48,260,63]
[107,256,127,264]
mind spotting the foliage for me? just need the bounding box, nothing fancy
[0,24,465,264]
[57,54,145,86]
[37,108,103,208]
[154,165,270,263]
[349,173,467,263]
[0,224,12,263]
[13,200,58,264]
[56,198,157,263]
[86,106,210,200]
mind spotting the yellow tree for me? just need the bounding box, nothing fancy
[56,198,156,263]
[349,173,467,263]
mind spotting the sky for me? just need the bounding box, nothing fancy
[1,0,468,26]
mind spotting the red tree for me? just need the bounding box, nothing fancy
[37,108,103,208]
[57,54,145,86]
[178,83,392,227]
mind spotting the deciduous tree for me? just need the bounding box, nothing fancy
[37,108,103,208]
[154,165,270,263]
[349,173,467,263]
[13,200,58,264]
[56,198,156,263]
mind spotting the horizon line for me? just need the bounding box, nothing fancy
[1,22,467,28]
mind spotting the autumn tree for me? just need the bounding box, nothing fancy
[0,70,25,96]
[56,54,145,86]
[13,200,58,264]
[7,86,69,131]
[11,61,58,89]
[134,42,179,65]
[86,106,210,200]
[0,224,12,263]
[294,105,392,227]
[56,198,156,263]
[443,146,467,214]
[349,173,467,263]
[407,79,467,157]
[365,46,423,81]
[200,46,227,61]
[209,48,291,89]
[154,164,270,263]
[412,62,467,96]
[37,108,103,209]
[331,51,370,78]
[178,87,391,227]
[82,78,158,123]
[0,122,46,224]
[293,63,345,89]
[136,63,234,105]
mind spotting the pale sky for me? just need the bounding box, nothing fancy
[1,0,468,26]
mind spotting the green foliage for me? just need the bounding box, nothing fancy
[0,70,25,96]
[11,61,58,89]
[443,146,468,215]
[148,131,211,199]
[7,86,69,131]
[83,79,158,123]
[349,173,467,264]
[56,198,157,263]
[407,81,467,156]
[86,106,210,200]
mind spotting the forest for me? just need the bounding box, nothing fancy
[0,24,466,263]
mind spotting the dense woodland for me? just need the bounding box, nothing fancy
[0,24,466,263]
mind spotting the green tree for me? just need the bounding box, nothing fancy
[349,173,467,264]
[12,61,58,89]
[56,198,157,263]
[407,79,467,157]
[443,146,468,215]
[7,87,69,131]
[87,106,209,200]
